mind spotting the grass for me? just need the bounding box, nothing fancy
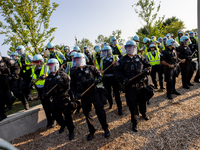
[5,88,41,116]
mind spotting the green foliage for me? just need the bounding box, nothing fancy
[95,30,125,48]
[77,38,94,53]
[162,16,179,27]
[0,0,59,55]
[133,0,162,34]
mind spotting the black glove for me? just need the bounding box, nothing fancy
[7,76,12,81]
[42,93,47,99]
[143,68,150,75]
[75,93,82,99]
[40,75,46,80]
[94,76,102,85]
[123,77,130,86]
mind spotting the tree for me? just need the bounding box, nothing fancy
[77,38,94,53]
[133,0,162,34]
[95,30,125,48]
[162,16,179,27]
[0,0,59,55]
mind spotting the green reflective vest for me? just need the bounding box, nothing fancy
[100,55,118,71]
[18,53,32,73]
[31,64,48,86]
[48,50,64,65]
[66,61,72,75]
[147,50,160,66]
[93,53,100,69]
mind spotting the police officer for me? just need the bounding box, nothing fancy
[177,36,194,89]
[63,46,71,62]
[30,54,54,127]
[16,45,33,102]
[110,37,122,58]
[65,52,77,76]
[71,53,110,141]
[146,44,164,89]
[0,54,24,121]
[133,35,142,54]
[142,37,153,56]
[43,58,74,140]
[44,42,66,67]
[10,52,19,63]
[114,40,151,132]
[175,30,183,44]
[93,45,101,70]
[100,46,122,115]
[84,46,94,65]
[189,31,200,83]
[160,39,183,99]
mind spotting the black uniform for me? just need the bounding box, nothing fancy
[160,47,179,97]
[71,65,108,135]
[110,45,122,58]
[101,56,122,114]
[19,55,32,101]
[0,57,27,121]
[177,45,194,88]
[85,52,94,65]
[44,71,74,135]
[94,52,101,66]
[114,54,151,130]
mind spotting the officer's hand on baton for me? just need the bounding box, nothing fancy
[112,60,118,66]
[181,59,186,63]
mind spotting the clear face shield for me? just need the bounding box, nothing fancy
[112,40,117,45]
[190,33,194,38]
[47,63,58,72]
[125,45,137,55]
[101,49,112,58]
[32,60,44,67]
[47,48,54,54]
[16,49,22,55]
[163,38,167,43]
[72,57,86,67]
[11,55,17,60]
[158,39,163,43]
[174,41,180,47]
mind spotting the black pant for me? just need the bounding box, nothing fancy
[165,69,176,95]
[9,80,28,107]
[20,70,32,100]
[36,87,53,125]
[150,65,163,88]
[0,86,8,117]
[194,68,199,81]
[180,62,194,86]
[125,87,147,127]
[81,90,108,133]
[103,76,122,111]
[52,97,74,132]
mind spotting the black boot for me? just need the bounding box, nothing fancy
[188,83,194,86]
[59,126,66,134]
[0,114,7,121]
[167,94,173,99]
[142,115,149,121]
[69,131,74,141]
[87,132,95,141]
[104,128,110,137]
[147,100,150,105]
[109,103,113,109]
[46,121,54,128]
[118,109,123,116]
[183,85,190,89]
[172,90,181,95]
[132,125,138,132]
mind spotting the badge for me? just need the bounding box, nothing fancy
[136,58,140,62]
[85,69,89,74]
[109,59,112,62]
[116,62,120,66]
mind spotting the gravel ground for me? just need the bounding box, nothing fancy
[11,75,200,150]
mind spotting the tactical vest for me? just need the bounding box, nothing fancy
[147,50,160,66]
[66,61,72,75]
[100,55,118,75]
[93,53,100,69]
[111,45,122,55]
[18,54,32,73]
[31,64,48,86]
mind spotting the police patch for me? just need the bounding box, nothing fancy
[136,58,140,62]
[109,59,112,62]
[116,62,120,66]
[85,69,89,74]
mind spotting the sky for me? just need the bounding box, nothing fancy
[0,0,198,57]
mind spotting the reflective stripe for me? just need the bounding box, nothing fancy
[67,62,72,75]
[48,50,64,65]
[18,54,32,73]
[147,50,160,66]
[31,64,48,86]
[100,54,117,71]
[93,53,99,69]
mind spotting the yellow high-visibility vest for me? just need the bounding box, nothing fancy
[18,53,32,73]
[147,50,160,66]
